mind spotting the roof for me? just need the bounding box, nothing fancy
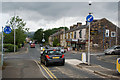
[50,30,64,37]
[66,25,87,33]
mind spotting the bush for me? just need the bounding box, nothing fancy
[18,44,22,48]
[4,44,18,52]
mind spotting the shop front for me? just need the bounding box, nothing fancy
[71,39,78,51]
[77,40,86,51]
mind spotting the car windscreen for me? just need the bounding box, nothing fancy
[116,47,120,49]
[47,51,62,55]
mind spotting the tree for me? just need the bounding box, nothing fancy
[33,27,69,43]
[53,38,59,47]
[33,28,44,43]
[4,16,28,47]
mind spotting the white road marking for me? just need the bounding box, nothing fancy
[91,53,105,56]
[65,59,83,65]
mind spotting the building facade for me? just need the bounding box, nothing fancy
[49,18,120,51]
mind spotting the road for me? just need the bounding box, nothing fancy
[66,51,117,70]
[2,44,115,79]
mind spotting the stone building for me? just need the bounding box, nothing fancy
[49,18,120,52]
[86,18,119,51]
[49,29,64,46]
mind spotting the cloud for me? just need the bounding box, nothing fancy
[1,0,119,2]
[0,2,119,32]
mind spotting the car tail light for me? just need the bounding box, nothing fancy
[46,55,50,59]
[53,49,56,51]
[61,55,64,58]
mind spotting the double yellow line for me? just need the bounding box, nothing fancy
[38,61,58,80]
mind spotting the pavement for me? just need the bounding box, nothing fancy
[67,50,120,79]
[2,59,45,78]
[77,63,120,79]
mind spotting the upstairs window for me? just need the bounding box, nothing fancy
[105,29,109,37]
[74,32,76,39]
[70,32,72,39]
[111,31,116,37]
[79,30,82,38]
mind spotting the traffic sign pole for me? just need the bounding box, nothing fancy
[88,22,91,65]
[1,26,4,66]
[14,28,16,52]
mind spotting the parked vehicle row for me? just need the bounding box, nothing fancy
[104,45,120,55]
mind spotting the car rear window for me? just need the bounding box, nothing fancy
[47,51,62,55]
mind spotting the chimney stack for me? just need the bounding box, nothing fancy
[77,22,82,27]
[70,26,73,30]
[73,25,77,28]
[86,21,88,26]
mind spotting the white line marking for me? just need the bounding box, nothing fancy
[65,59,83,65]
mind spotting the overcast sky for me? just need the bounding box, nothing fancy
[0,0,119,32]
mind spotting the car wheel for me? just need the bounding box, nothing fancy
[40,59,42,63]
[111,52,115,55]
[61,61,65,66]
[61,62,65,66]
[45,61,48,67]
[105,53,107,55]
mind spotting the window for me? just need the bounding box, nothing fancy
[67,33,68,39]
[111,31,116,37]
[70,32,72,39]
[74,32,76,39]
[79,30,82,38]
[105,29,109,37]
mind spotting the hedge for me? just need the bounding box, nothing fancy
[4,44,18,52]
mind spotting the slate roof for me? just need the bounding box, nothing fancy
[66,25,87,33]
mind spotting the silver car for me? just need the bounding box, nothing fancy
[104,45,120,55]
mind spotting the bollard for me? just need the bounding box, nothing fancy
[116,58,120,73]
[82,53,86,63]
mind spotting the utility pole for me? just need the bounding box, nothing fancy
[64,17,66,47]
[116,26,118,45]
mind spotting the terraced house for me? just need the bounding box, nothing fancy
[49,18,120,51]
[49,29,65,46]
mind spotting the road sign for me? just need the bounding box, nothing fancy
[42,38,45,42]
[118,59,120,64]
[4,26,12,34]
[116,58,120,73]
[86,15,94,22]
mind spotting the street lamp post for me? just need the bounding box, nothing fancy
[9,18,16,53]
[13,18,16,53]
[42,33,45,43]
[88,1,92,65]
[1,26,4,66]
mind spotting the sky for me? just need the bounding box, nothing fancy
[0,0,119,32]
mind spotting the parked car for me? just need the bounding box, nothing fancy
[104,45,120,55]
[51,47,66,53]
[40,49,65,66]
[40,46,46,54]
[30,43,35,48]
[39,44,43,47]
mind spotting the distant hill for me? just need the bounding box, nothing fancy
[27,32,35,38]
